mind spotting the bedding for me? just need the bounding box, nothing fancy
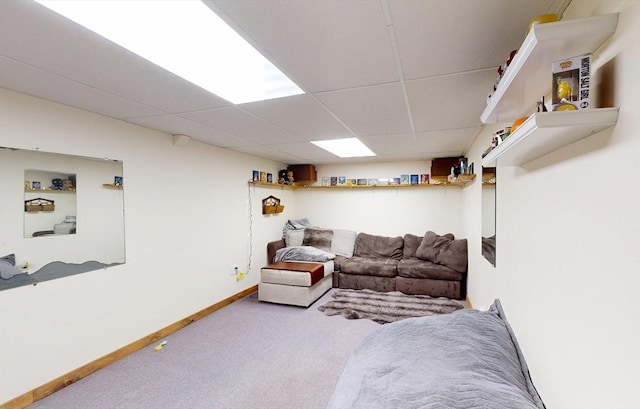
[327,299,545,409]
[274,246,335,263]
[0,260,121,291]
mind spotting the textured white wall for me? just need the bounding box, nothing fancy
[463,1,640,407]
[0,88,288,402]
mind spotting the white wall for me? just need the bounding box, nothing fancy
[463,1,640,407]
[297,162,465,238]
[0,88,289,403]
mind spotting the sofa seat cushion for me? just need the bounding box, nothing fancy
[354,233,403,260]
[340,256,398,278]
[397,258,463,281]
[333,255,349,272]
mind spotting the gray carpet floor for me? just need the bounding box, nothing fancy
[28,289,380,409]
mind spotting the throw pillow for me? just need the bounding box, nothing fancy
[416,231,467,273]
[330,229,357,257]
[303,228,333,252]
[0,254,22,280]
[284,229,305,247]
[415,231,454,262]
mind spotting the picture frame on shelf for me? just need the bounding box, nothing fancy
[410,174,419,185]
[400,175,410,185]
[337,176,346,186]
[252,170,260,181]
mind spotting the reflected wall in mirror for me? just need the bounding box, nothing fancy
[24,169,77,238]
[481,167,496,266]
[0,147,125,291]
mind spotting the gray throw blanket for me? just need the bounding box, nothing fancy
[327,299,545,409]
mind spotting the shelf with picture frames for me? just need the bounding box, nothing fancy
[248,174,475,190]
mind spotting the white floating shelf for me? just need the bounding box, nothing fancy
[481,108,619,167]
[481,13,619,124]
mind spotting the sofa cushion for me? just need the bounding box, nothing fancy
[330,229,357,257]
[340,257,398,278]
[354,233,403,260]
[397,258,463,281]
[303,228,333,251]
[402,233,423,259]
[416,231,467,273]
[284,229,305,247]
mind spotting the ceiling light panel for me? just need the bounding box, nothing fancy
[311,138,375,158]
[34,0,304,104]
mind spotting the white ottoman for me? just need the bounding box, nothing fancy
[259,260,333,307]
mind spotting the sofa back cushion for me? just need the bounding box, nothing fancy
[354,233,404,260]
[303,228,333,251]
[402,234,423,259]
[285,227,357,257]
[416,231,467,273]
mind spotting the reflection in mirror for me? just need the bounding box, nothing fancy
[0,147,125,291]
[24,169,77,238]
[481,167,496,266]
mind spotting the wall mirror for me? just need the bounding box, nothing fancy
[481,167,496,266]
[0,147,125,290]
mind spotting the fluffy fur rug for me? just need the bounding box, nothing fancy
[318,289,465,324]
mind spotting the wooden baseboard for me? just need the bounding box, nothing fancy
[0,285,258,409]
[466,294,473,309]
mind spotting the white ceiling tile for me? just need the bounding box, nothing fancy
[389,0,559,80]
[211,0,399,92]
[315,83,412,136]
[0,56,164,119]
[415,127,480,157]
[406,69,496,132]
[359,133,421,159]
[240,94,352,140]
[178,107,300,144]
[125,115,251,148]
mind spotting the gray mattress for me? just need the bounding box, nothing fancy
[0,260,120,291]
[327,299,545,409]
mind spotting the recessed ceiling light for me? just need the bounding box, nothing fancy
[34,0,304,104]
[311,138,376,158]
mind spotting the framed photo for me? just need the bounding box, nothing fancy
[400,175,410,185]
[420,174,430,184]
[348,179,356,187]
[32,181,41,190]
[267,173,273,183]
[337,176,347,186]
[260,172,267,182]
[357,178,367,186]
[322,177,330,186]
[330,177,337,186]
[411,174,419,185]
[390,177,400,186]
[252,170,260,181]
[367,178,377,186]
[378,178,389,185]
[114,176,123,185]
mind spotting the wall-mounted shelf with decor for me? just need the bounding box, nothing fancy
[25,189,75,194]
[481,12,619,124]
[102,183,123,190]
[249,175,476,190]
[482,108,619,167]
[248,181,295,190]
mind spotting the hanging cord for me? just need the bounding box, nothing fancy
[246,183,253,276]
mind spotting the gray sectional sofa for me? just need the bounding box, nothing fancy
[266,227,468,300]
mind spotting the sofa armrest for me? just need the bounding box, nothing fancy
[267,239,286,263]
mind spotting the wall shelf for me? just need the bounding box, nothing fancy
[25,189,75,194]
[481,13,619,124]
[249,175,475,190]
[482,108,619,167]
[102,184,123,190]
[248,181,295,190]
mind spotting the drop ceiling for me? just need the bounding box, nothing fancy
[0,0,570,165]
